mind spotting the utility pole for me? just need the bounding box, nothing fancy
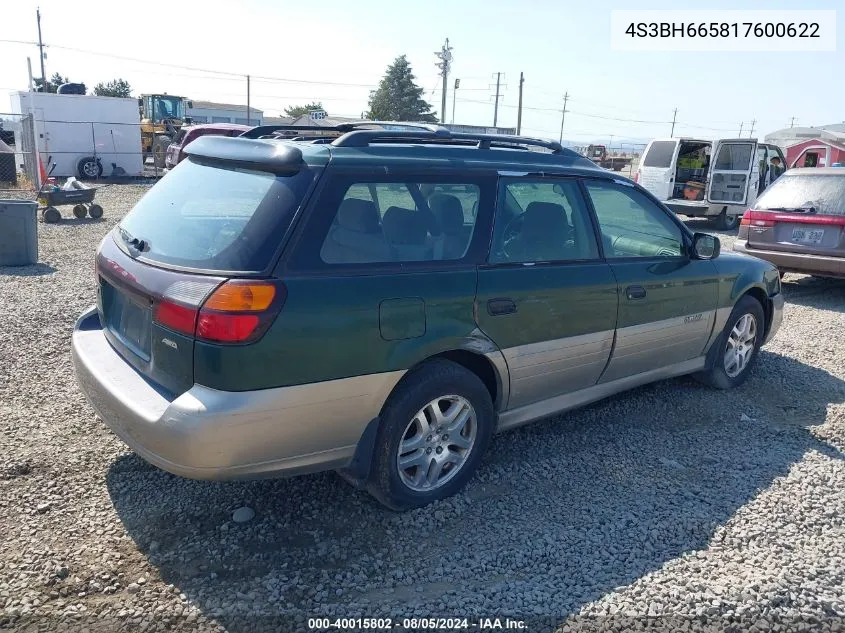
[246,75,251,125]
[789,116,796,128]
[558,92,569,143]
[748,118,756,138]
[670,108,678,136]
[451,78,459,124]
[516,72,524,135]
[738,122,744,136]
[434,38,453,124]
[36,7,46,89]
[492,72,502,127]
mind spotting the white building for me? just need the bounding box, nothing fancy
[186,100,263,126]
[764,123,845,150]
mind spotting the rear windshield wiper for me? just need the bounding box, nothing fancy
[765,206,817,214]
[118,226,150,253]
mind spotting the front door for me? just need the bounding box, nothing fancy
[707,139,758,207]
[475,177,618,410]
[582,178,719,382]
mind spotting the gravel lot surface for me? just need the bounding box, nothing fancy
[1,186,844,633]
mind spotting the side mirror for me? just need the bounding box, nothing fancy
[186,100,193,109]
[137,97,143,107]
[691,232,720,260]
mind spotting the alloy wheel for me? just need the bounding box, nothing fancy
[396,395,477,492]
[724,313,757,378]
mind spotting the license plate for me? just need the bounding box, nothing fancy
[791,227,824,245]
[102,282,152,359]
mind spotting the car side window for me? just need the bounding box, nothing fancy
[319,182,480,264]
[489,180,599,264]
[584,180,684,258]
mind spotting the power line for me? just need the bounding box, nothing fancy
[0,39,378,87]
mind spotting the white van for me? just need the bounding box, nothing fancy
[635,138,786,229]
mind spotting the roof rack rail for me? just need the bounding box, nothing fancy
[239,120,446,139]
[331,129,565,154]
[239,124,352,139]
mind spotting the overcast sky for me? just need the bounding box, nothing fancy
[1,0,842,146]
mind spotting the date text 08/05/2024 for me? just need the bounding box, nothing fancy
[307,617,527,630]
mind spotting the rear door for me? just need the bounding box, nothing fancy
[637,139,680,201]
[475,177,618,410]
[746,172,845,258]
[583,178,719,382]
[707,139,758,206]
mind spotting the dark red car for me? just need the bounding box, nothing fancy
[164,123,251,170]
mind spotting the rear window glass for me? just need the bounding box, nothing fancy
[642,141,677,168]
[117,159,314,271]
[756,174,845,216]
[714,143,753,170]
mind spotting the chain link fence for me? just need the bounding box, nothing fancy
[0,114,38,192]
[0,114,172,193]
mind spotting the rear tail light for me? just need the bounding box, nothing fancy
[740,209,775,228]
[633,171,639,183]
[154,300,198,336]
[153,280,286,344]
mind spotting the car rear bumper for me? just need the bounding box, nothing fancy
[71,306,403,480]
[734,239,845,278]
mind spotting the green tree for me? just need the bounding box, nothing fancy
[366,55,436,122]
[93,79,132,98]
[34,72,71,93]
[284,102,326,118]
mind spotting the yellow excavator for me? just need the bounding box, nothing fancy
[139,94,192,168]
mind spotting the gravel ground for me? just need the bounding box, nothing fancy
[1,187,844,633]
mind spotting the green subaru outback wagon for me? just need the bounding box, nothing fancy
[72,123,784,510]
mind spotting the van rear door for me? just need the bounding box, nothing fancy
[707,139,757,206]
[637,139,680,201]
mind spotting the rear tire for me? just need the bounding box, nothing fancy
[42,207,61,223]
[72,204,87,219]
[367,360,494,511]
[714,209,739,231]
[88,204,103,219]
[77,156,102,180]
[695,295,765,390]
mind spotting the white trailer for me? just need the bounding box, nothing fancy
[9,91,143,179]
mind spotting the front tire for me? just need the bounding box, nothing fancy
[152,136,171,168]
[367,360,494,510]
[42,207,61,223]
[695,295,765,389]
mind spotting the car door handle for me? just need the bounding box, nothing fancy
[625,285,647,300]
[487,298,517,316]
